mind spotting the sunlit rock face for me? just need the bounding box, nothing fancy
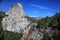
[30,29,43,40]
[2,2,30,32]
[29,27,43,40]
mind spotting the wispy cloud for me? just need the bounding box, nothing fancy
[30,4,55,11]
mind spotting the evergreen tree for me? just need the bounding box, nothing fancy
[0,11,5,40]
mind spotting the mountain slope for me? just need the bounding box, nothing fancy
[2,2,30,32]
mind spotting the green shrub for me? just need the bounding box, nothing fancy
[4,31,23,40]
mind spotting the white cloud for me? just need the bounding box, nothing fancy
[30,4,55,11]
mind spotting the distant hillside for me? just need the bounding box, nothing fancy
[26,16,38,23]
[37,12,60,27]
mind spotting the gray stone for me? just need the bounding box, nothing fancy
[2,2,30,32]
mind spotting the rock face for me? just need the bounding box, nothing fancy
[29,27,55,40]
[2,2,30,32]
[21,23,43,40]
[29,27,43,40]
[21,24,55,40]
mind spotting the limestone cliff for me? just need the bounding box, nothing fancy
[2,2,30,32]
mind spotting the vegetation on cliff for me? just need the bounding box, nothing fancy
[37,12,60,40]
[37,12,60,27]
[0,11,23,40]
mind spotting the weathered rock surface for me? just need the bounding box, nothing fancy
[21,25,55,40]
[2,2,30,32]
[21,23,43,40]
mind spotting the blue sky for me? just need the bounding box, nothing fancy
[0,0,60,17]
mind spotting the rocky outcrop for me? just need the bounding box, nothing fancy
[21,23,44,40]
[2,2,30,32]
[21,25,56,40]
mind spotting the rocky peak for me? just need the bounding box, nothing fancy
[6,2,25,16]
[14,2,22,7]
[2,2,30,32]
[11,2,23,10]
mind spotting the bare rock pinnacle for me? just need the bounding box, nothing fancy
[2,2,30,32]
